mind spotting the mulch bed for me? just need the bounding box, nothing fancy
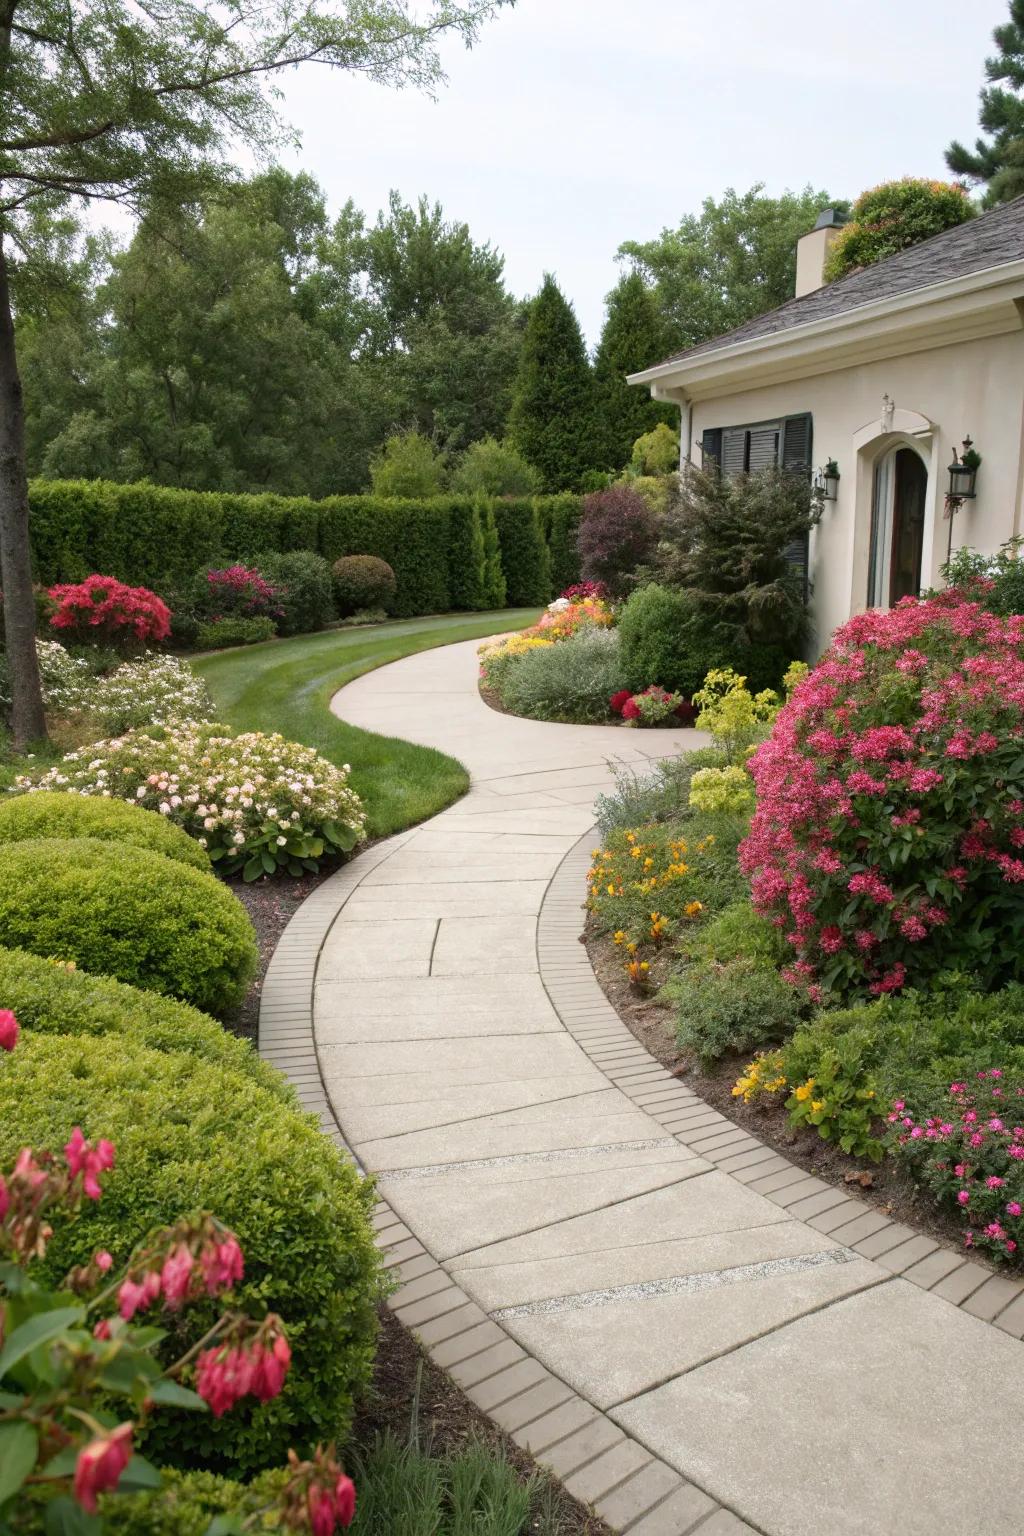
[230,868,611,1533]
[585,917,1002,1273]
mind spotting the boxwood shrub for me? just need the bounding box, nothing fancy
[0,838,257,1015]
[0,1032,380,1476]
[0,945,287,1100]
[0,790,211,871]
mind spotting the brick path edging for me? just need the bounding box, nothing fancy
[542,830,1024,1337]
[259,831,760,1536]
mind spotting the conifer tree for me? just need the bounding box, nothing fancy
[593,271,674,472]
[479,501,507,609]
[947,1,1024,204]
[508,275,597,492]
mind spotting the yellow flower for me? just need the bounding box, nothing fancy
[684,900,703,918]
[810,1100,825,1114]
[794,1079,816,1103]
[613,930,626,945]
[607,884,615,896]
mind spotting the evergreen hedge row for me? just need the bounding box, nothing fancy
[28,480,583,616]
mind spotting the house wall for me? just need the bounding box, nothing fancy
[684,330,1024,655]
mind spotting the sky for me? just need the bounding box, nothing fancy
[269,0,1011,345]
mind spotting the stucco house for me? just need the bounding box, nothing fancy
[629,195,1024,654]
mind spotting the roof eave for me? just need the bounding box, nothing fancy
[627,257,1024,391]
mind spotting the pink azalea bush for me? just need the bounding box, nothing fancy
[0,1016,355,1532]
[886,1070,1024,1262]
[740,592,1024,1002]
[196,565,284,631]
[48,575,171,649]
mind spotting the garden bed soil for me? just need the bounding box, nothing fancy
[355,1307,611,1536]
[584,918,1003,1275]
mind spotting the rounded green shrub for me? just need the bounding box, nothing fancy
[0,838,257,1016]
[0,945,288,1100]
[672,955,804,1066]
[0,790,211,871]
[254,549,336,636]
[332,554,397,616]
[195,616,276,650]
[617,583,729,697]
[0,1032,380,1476]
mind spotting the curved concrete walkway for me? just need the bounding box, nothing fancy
[262,639,1024,1536]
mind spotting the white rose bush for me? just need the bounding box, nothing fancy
[15,724,365,878]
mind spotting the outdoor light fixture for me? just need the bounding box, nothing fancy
[814,459,840,501]
[947,436,980,502]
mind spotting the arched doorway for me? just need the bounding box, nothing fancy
[867,446,928,608]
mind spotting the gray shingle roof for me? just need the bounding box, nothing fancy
[652,194,1024,369]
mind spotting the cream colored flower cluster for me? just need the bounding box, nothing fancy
[15,724,365,876]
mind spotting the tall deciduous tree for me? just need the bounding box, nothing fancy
[507,274,596,492]
[947,1,1024,204]
[592,270,674,472]
[620,185,843,354]
[0,0,510,747]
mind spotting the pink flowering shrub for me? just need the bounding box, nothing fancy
[740,592,1024,1001]
[48,575,171,650]
[561,580,609,602]
[198,564,284,623]
[886,1070,1024,1263]
[0,1030,356,1532]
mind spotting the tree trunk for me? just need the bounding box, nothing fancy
[0,234,46,746]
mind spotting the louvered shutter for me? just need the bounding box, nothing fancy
[700,428,723,469]
[780,413,813,474]
[779,414,813,602]
[720,428,748,475]
[747,422,781,472]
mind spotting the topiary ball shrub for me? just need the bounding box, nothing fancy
[618,583,734,696]
[577,486,659,597]
[0,1032,380,1476]
[0,838,257,1015]
[254,550,336,636]
[0,790,211,871]
[0,945,288,1100]
[741,592,1024,1004]
[332,555,397,617]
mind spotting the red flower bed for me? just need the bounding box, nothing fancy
[740,592,1024,1001]
[48,574,171,647]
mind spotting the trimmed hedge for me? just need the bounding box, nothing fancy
[0,945,288,1100]
[0,837,258,1015]
[0,791,212,871]
[492,499,552,606]
[0,1031,380,1475]
[28,479,580,618]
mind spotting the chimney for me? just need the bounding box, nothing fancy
[795,208,847,298]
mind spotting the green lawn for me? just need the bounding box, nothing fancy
[191,610,537,838]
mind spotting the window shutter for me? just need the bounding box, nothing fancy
[780,413,813,474]
[700,428,723,469]
[720,428,748,475]
[747,422,781,472]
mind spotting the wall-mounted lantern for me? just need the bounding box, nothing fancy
[947,436,980,502]
[813,459,840,501]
